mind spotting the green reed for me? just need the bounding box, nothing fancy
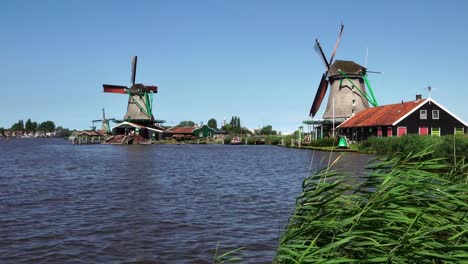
[275,147,468,263]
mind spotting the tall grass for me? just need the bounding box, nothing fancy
[275,148,468,263]
[358,135,468,164]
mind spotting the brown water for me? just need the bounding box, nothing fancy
[0,138,372,263]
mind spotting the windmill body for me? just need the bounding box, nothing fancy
[322,60,369,122]
[123,83,157,122]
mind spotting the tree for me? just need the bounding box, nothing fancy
[207,118,217,129]
[25,118,32,132]
[10,120,24,132]
[31,122,38,132]
[260,125,277,135]
[221,123,232,132]
[228,116,242,134]
[176,120,196,127]
[0,127,4,136]
[38,121,55,132]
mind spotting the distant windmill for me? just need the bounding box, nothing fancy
[309,24,379,122]
[92,108,116,134]
[103,56,158,124]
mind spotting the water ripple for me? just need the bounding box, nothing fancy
[0,139,371,263]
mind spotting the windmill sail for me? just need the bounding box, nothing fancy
[103,84,128,94]
[131,56,137,85]
[329,23,344,65]
[309,73,329,117]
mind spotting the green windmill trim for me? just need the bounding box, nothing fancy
[362,74,378,106]
[338,70,378,107]
[126,90,153,119]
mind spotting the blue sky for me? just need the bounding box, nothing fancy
[1,0,467,132]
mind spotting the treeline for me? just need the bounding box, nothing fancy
[9,119,55,132]
[0,119,72,137]
[174,116,278,136]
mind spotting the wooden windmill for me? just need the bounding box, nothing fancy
[92,108,115,134]
[103,56,158,125]
[309,24,378,122]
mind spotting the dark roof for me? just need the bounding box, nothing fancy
[338,99,427,128]
[328,60,364,77]
[167,127,196,134]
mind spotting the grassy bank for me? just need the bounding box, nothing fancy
[358,135,468,166]
[275,138,468,263]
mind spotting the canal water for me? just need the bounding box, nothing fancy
[0,138,372,263]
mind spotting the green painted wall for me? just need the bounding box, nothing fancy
[193,125,215,138]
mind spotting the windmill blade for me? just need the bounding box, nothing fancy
[309,73,329,117]
[329,23,344,65]
[314,39,330,69]
[92,119,102,122]
[103,84,128,94]
[131,56,137,85]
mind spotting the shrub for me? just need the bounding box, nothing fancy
[223,135,232,145]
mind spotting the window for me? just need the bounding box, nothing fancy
[419,126,429,135]
[387,127,393,137]
[377,127,382,137]
[454,127,464,135]
[420,110,427,119]
[199,132,203,138]
[431,127,440,136]
[397,127,407,137]
[432,110,439,119]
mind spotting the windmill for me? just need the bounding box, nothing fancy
[103,56,158,125]
[309,24,378,122]
[92,108,116,134]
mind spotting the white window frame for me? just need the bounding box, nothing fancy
[199,132,203,138]
[420,110,427,119]
[432,110,439,119]
[431,127,440,137]
[397,126,407,137]
[454,127,464,135]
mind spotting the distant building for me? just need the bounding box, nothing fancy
[193,125,215,138]
[337,97,467,141]
[166,126,197,141]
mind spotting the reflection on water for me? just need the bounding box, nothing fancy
[0,139,372,263]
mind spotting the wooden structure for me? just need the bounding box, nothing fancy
[337,97,467,141]
[166,127,197,141]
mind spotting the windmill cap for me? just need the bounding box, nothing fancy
[328,60,365,77]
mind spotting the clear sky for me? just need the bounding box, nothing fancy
[1,0,467,132]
